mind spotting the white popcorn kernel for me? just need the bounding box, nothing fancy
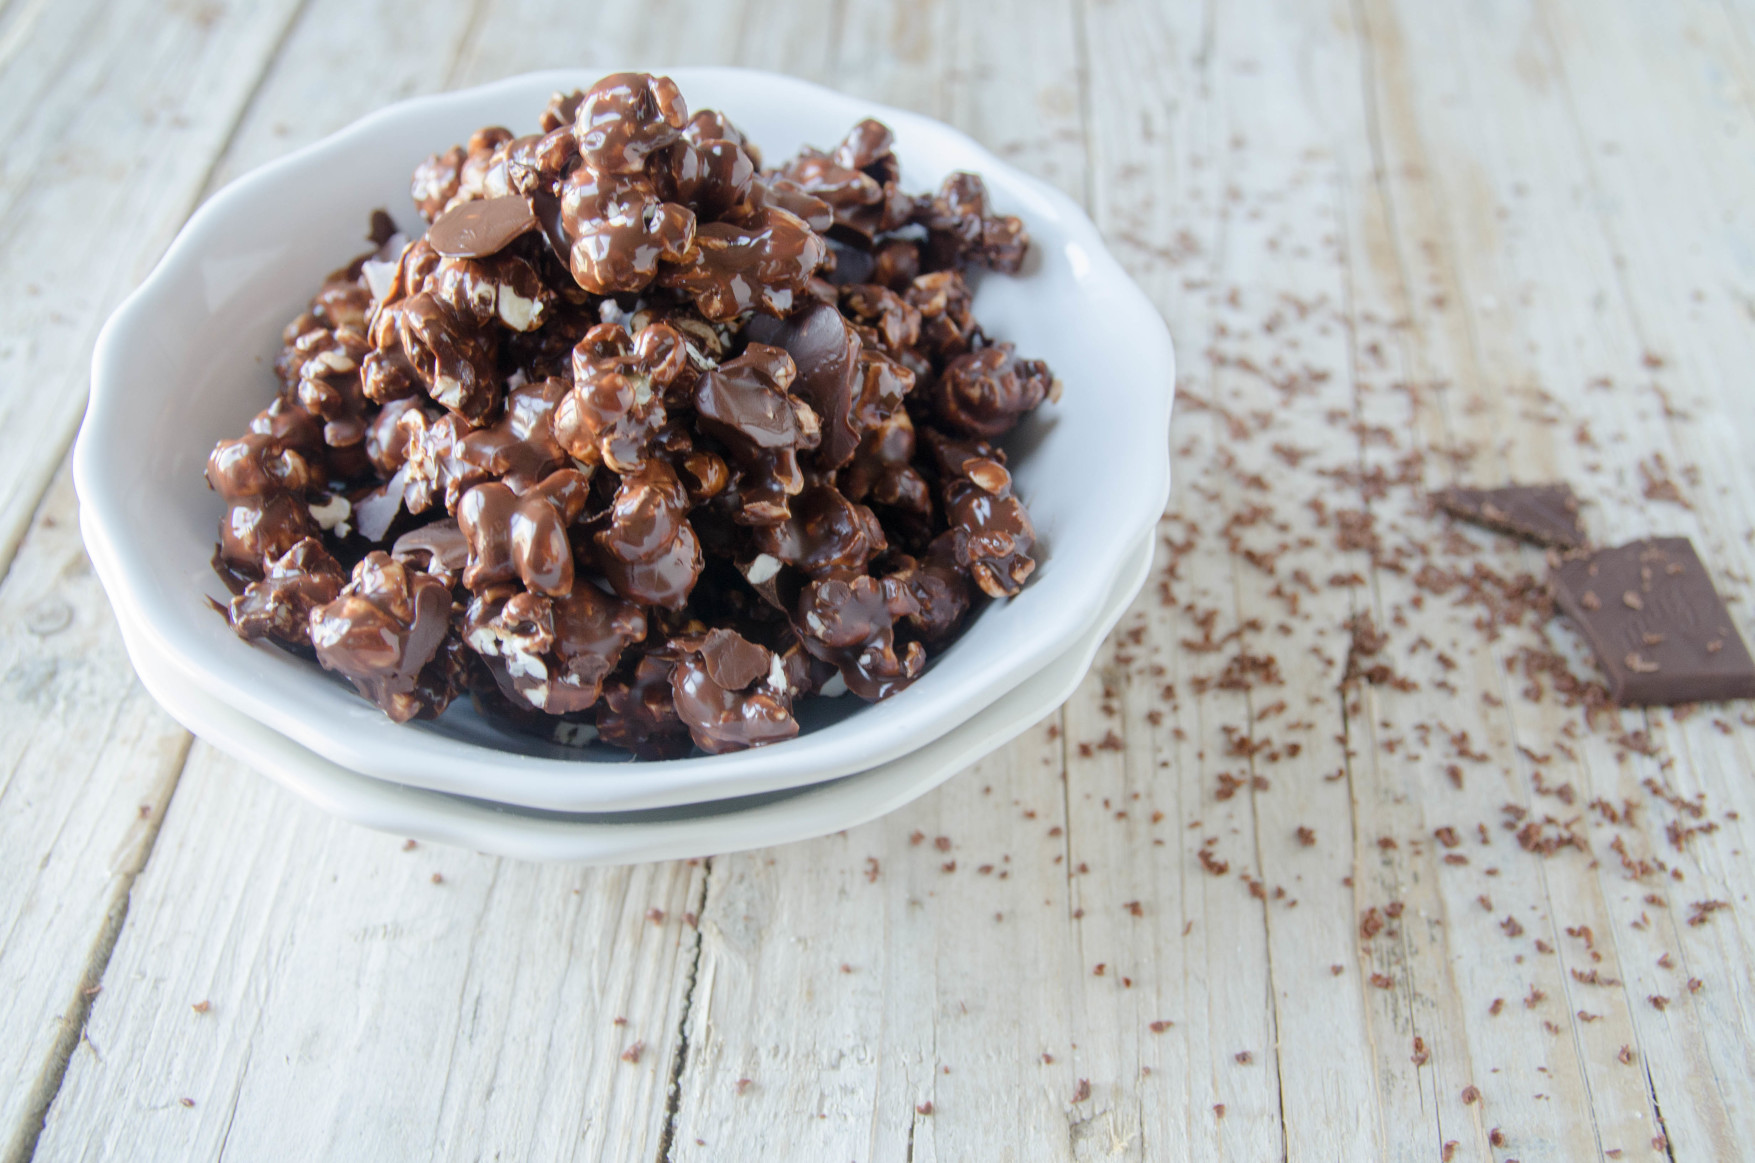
[498,285,541,331]
[309,493,352,532]
[746,553,781,585]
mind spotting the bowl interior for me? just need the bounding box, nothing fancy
[79,68,1173,810]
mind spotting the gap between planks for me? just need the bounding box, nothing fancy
[0,2,340,1155]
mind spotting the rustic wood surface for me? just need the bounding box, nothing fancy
[3,0,1753,1159]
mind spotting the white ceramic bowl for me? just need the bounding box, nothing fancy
[76,68,1173,812]
[108,530,1154,862]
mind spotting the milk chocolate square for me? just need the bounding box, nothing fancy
[1434,483,1585,549]
[1551,537,1755,705]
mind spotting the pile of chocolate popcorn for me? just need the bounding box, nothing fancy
[205,73,1058,758]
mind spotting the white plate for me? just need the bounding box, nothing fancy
[112,530,1155,864]
[77,67,1174,812]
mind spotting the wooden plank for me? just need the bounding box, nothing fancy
[666,2,1100,1159]
[1523,0,1755,1146]
[10,0,1755,1158]
[2,1,487,1155]
[0,472,188,1163]
[1336,0,1755,1157]
[0,0,307,580]
[1058,0,1388,1157]
[35,744,708,1163]
[1334,2,1630,1158]
[31,1,836,1160]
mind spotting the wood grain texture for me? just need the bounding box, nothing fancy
[0,0,307,580]
[664,3,1102,1159]
[36,744,709,1163]
[0,474,187,1163]
[1,0,1753,1159]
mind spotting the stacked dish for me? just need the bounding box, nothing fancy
[75,69,1172,863]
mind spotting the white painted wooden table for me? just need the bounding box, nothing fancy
[4,1,1755,1159]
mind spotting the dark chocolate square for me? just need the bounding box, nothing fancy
[1434,483,1585,549]
[1551,537,1755,705]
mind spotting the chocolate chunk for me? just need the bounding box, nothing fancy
[1434,483,1584,549]
[427,195,538,258]
[670,631,798,754]
[391,518,469,582]
[1551,537,1755,705]
[745,303,862,467]
[368,208,399,247]
[697,628,771,691]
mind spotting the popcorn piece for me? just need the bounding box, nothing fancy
[552,322,688,472]
[463,582,646,714]
[206,431,317,573]
[929,343,1055,440]
[913,171,1030,274]
[794,573,925,700]
[309,552,457,722]
[692,344,821,524]
[228,538,346,646]
[457,467,592,596]
[670,628,800,753]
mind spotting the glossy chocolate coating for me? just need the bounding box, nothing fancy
[457,468,591,596]
[906,269,979,364]
[753,485,887,578]
[658,205,827,321]
[229,537,346,645]
[683,109,762,170]
[453,376,570,491]
[693,344,821,524]
[839,283,922,354]
[206,432,317,572]
[913,171,1029,274]
[652,135,757,222]
[930,343,1054,440]
[427,194,539,258]
[391,518,470,586]
[429,252,552,333]
[670,630,799,754]
[209,84,1058,756]
[572,73,688,175]
[795,573,925,700]
[552,322,687,472]
[463,582,646,713]
[598,654,692,759]
[396,291,500,424]
[599,461,690,564]
[411,145,465,222]
[309,553,456,722]
[745,302,863,468]
[929,431,1037,598]
[560,167,696,295]
[842,406,930,514]
[595,518,703,611]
